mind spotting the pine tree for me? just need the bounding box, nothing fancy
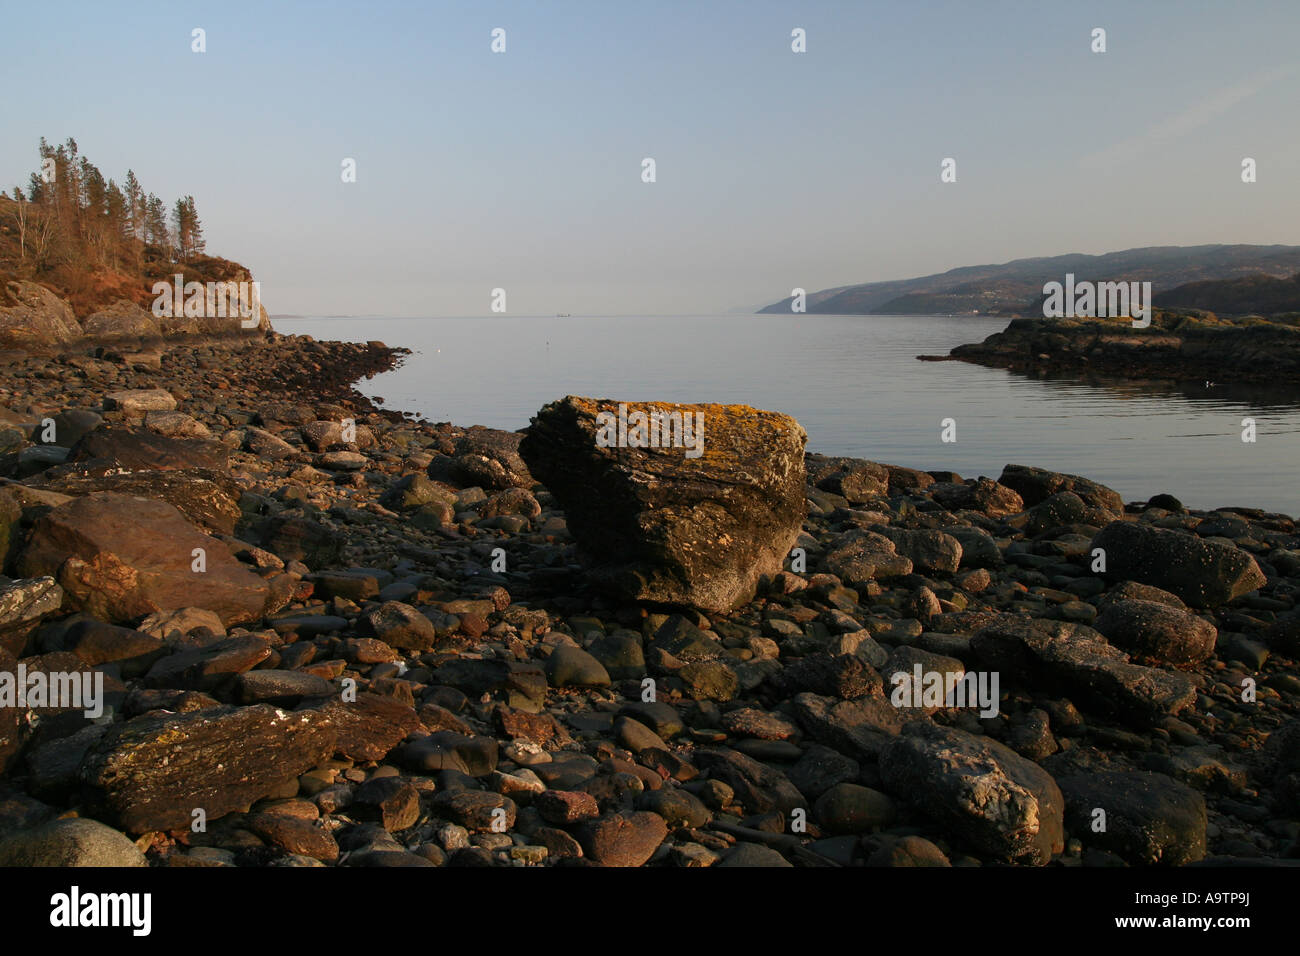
[145,193,170,251]
[123,169,144,239]
[185,196,205,256]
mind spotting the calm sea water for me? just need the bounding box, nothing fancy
[275,315,1300,515]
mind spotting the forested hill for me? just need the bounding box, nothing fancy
[0,137,256,319]
[758,245,1300,316]
[1153,272,1300,316]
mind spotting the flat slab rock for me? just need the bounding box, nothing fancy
[971,616,1197,723]
[78,704,337,833]
[520,396,807,612]
[19,491,271,626]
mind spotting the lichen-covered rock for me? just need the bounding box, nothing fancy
[78,704,337,833]
[880,723,1064,864]
[520,396,807,612]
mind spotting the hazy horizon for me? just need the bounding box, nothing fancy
[6,0,1299,317]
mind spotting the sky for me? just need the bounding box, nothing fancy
[2,0,1298,316]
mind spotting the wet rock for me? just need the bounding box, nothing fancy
[520,396,807,612]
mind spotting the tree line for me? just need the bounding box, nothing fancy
[7,137,205,274]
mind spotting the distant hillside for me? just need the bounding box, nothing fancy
[1153,271,1300,316]
[758,245,1300,315]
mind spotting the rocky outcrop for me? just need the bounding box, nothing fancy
[947,313,1300,384]
[80,299,162,340]
[519,396,807,612]
[0,280,81,349]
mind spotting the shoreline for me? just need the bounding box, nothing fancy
[0,330,1295,869]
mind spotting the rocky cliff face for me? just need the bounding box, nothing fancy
[945,312,1300,383]
[0,274,271,351]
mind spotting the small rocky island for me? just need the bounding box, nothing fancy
[0,275,1297,868]
[938,310,1300,384]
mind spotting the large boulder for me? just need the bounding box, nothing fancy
[520,396,807,612]
[78,704,336,833]
[80,299,162,341]
[18,492,271,626]
[1091,521,1266,608]
[879,723,1064,864]
[0,281,81,349]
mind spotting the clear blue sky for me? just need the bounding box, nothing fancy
[3,0,1297,316]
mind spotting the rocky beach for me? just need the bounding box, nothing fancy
[0,293,1297,869]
